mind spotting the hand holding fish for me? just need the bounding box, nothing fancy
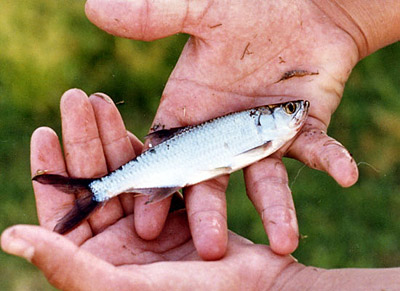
[80,0,391,258]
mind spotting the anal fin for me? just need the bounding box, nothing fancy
[130,187,182,205]
[209,166,233,175]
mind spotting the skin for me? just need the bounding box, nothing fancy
[2,90,400,290]
[83,0,366,259]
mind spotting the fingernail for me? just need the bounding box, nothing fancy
[1,228,35,262]
[92,93,113,104]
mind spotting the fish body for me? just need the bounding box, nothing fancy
[33,100,309,233]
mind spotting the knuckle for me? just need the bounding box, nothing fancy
[199,176,229,194]
[249,172,288,192]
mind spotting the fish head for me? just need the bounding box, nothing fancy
[257,100,309,141]
[280,100,309,129]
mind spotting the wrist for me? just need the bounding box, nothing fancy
[274,262,400,290]
[311,0,400,59]
[270,262,327,290]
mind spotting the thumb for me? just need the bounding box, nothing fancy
[85,0,207,41]
[1,225,146,290]
[287,119,359,187]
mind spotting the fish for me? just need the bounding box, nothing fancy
[33,100,309,234]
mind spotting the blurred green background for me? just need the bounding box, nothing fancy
[1,1,399,290]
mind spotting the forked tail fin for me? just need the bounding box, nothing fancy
[32,174,99,234]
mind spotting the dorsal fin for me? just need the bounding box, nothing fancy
[145,126,188,147]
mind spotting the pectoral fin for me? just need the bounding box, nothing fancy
[231,141,272,169]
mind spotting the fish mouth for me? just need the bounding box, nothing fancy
[294,100,310,126]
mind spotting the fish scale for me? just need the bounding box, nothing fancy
[89,101,309,202]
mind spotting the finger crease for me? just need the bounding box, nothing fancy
[250,176,288,194]
[197,178,228,194]
[64,135,100,147]
[189,209,227,221]
[102,134,130,148]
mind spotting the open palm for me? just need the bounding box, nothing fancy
[84,0,359,258]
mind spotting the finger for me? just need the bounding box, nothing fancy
[127,131,144,156]
[85,0,208,40]
[134,196,172,240]
[60,89,120,236]
[287,119,359,187]
[185,176,229,260]
[89,93,136,171]
[132,127,173,241]
[1,225,148,290]
[31,127,69,229]
[89,93,136,217]
[130,113,171,240]
[244,157,299,255]
[119,132,145,216]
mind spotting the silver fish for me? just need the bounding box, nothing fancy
[33,100,309,233]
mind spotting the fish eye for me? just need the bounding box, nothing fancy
[284,102,297,114]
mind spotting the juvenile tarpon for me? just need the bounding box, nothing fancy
[33,100,309,233]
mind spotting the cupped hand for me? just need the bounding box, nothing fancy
[84,0,360,258]
[1,220,298,290]
[1,89,298,290]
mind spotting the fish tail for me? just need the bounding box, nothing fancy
[54,191,99,234]
[32,174,100,234]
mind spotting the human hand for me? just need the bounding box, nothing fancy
[2,89,400,291]
[83,0,365,258]
[1,89,297,290]
[3,225,400,291]
[1,221,299,290]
